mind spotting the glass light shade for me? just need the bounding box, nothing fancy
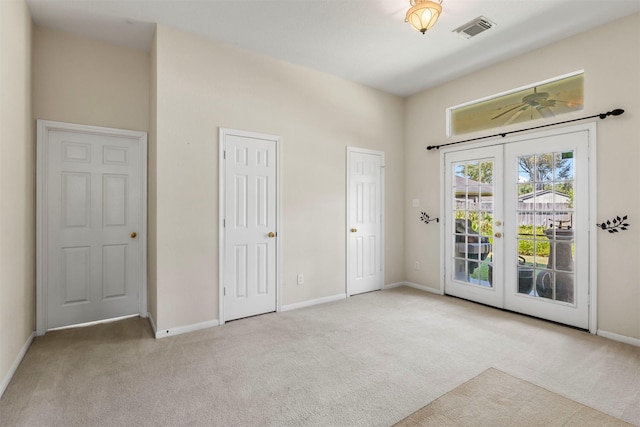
[405,0,442,34]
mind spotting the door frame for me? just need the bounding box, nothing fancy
[36,120,148,336]
[345,146,385,297]
[218,127,282,325]
[439,123,598,333]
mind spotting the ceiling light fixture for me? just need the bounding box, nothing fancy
[405,0,443,34]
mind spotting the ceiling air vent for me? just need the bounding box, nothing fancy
[453,16,496,39]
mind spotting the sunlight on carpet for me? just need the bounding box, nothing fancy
[393,368,632,427]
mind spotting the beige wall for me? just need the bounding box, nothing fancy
[404,13,640,339]
[0,0,34,391]
[33,26,149,132]
[152,25,405,330]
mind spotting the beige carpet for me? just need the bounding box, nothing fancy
[394,368,632,427]
[1,287,639,426]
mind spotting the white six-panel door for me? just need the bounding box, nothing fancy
[347,148,384,296]
[220,129,279,322]
[37,121,147,333]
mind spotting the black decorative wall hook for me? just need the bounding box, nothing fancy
[420,212,439,225]
[598,215,629,233]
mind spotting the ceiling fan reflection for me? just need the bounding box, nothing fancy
[491,87,577,124]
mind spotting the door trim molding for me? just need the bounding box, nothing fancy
[36,120,148,336]
[345,146,385,297]
[438,122,597,332]
[218,128,282,325]
[586,123,598,334]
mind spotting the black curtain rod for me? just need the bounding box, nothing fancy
[426,108,625,151]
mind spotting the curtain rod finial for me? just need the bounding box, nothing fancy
[601,109,624,119]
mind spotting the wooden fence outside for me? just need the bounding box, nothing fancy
[456,201,572,227]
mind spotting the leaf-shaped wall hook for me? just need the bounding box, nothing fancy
[420,212,439,225]
[598,215,629,233]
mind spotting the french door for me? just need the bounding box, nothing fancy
[443,126,593,329]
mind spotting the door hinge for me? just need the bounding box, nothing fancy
[223,219,226,228]
[223,287,226,296]
[223,150,226,159]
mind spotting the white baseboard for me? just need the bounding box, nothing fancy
[0,332,35,399]
[382,282,405,290]
[384,281,443,295]
[150,315,220,339]
[597,329,640,347]
[281,293,346,312]
[154,319,220,339]
[405,281,444,295]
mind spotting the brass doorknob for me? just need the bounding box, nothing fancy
[494,232,502,238]
[268,232,276,238]
[351,228,357,233]
[130,232,137,238]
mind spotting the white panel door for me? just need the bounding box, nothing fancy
[222,130,278,321]
[40,122,145,331]
[347,148,384,296]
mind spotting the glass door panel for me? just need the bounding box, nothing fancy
[453,161,493,287]
[515,151,575,303]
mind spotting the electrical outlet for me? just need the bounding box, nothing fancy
[412,199,420,208]
[415,261,420,270]
[297,274,304,285]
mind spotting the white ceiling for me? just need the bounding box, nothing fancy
[26,0,640,97]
